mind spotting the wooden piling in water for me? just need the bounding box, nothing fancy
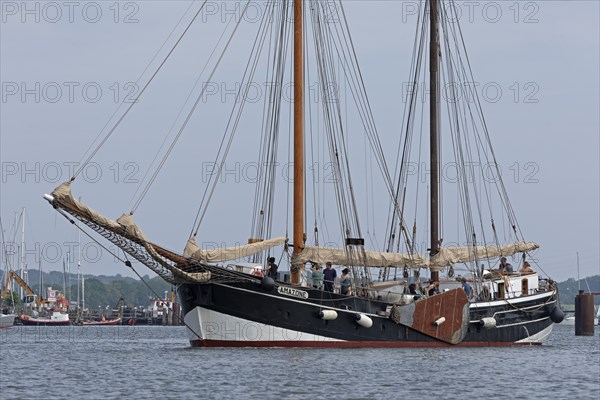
[575,290,595,336]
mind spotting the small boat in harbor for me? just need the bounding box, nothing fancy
[75,317,122,326]
[0,313,16,329]
[19,310,70,326]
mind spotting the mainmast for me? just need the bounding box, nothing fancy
[291,0,304,285]
[429,0,440,282]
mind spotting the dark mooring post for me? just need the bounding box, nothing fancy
[574,290,594,336]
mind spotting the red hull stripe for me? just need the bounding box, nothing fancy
[190,339,542,348]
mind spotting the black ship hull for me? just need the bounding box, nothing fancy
[179,280,558,348]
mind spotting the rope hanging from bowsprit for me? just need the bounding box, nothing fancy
[60,208,203,340]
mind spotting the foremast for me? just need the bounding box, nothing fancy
[292,0,304,285]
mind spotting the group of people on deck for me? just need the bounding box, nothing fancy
[249,255,535,299]
[498,257,535,275]
[310,262,351,294]
[408,281,441,297]
[251,259,352,294]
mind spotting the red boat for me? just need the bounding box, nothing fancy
[79,317,122,326]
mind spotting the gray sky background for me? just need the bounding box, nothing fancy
[1,0,598,283]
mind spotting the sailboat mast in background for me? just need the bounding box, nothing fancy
[20,207,26,298]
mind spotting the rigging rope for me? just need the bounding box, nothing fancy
[72,1,209,181]
[134,0,255,218]
[190,0,274,237]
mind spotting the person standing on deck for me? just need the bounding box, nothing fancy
[426,281,440,296]
[266,257,278,279]
[311,264,324,290]
[340,268,352,295]
[499,257,513,275]
[461,277,472,298]
[519,261,534,275]
[323,262,337,292]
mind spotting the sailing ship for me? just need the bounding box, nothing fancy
[44,0,564,346]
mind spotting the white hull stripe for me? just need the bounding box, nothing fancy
[184,306,342,342]
[515,323,554,344]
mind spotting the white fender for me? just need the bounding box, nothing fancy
[319,310,338,320]
[355,313,373,328]
[479,317,497,328]
[434,317,446,326]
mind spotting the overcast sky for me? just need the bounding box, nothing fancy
[1,0,598,283]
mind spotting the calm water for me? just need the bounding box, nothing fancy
[1,324,598,399]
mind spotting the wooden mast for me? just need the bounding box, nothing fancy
[429,0,440,282]
[292,0,304,284]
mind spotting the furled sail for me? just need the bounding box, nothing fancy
[49,182,209,283]
[430,242,539,268]
[52,182,149,242]
[294,246,431,269]
[294,242,539,270]
[51,182,123,232]
[184,236,287,263]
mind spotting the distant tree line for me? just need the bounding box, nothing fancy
[1,269,172,308]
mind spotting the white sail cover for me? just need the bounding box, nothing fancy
[52,182,123,232]
[430,242,539,268]
[294,242,539,270]
[294,246,430,269]
[52,182,149,241]
[184,236,287,263]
